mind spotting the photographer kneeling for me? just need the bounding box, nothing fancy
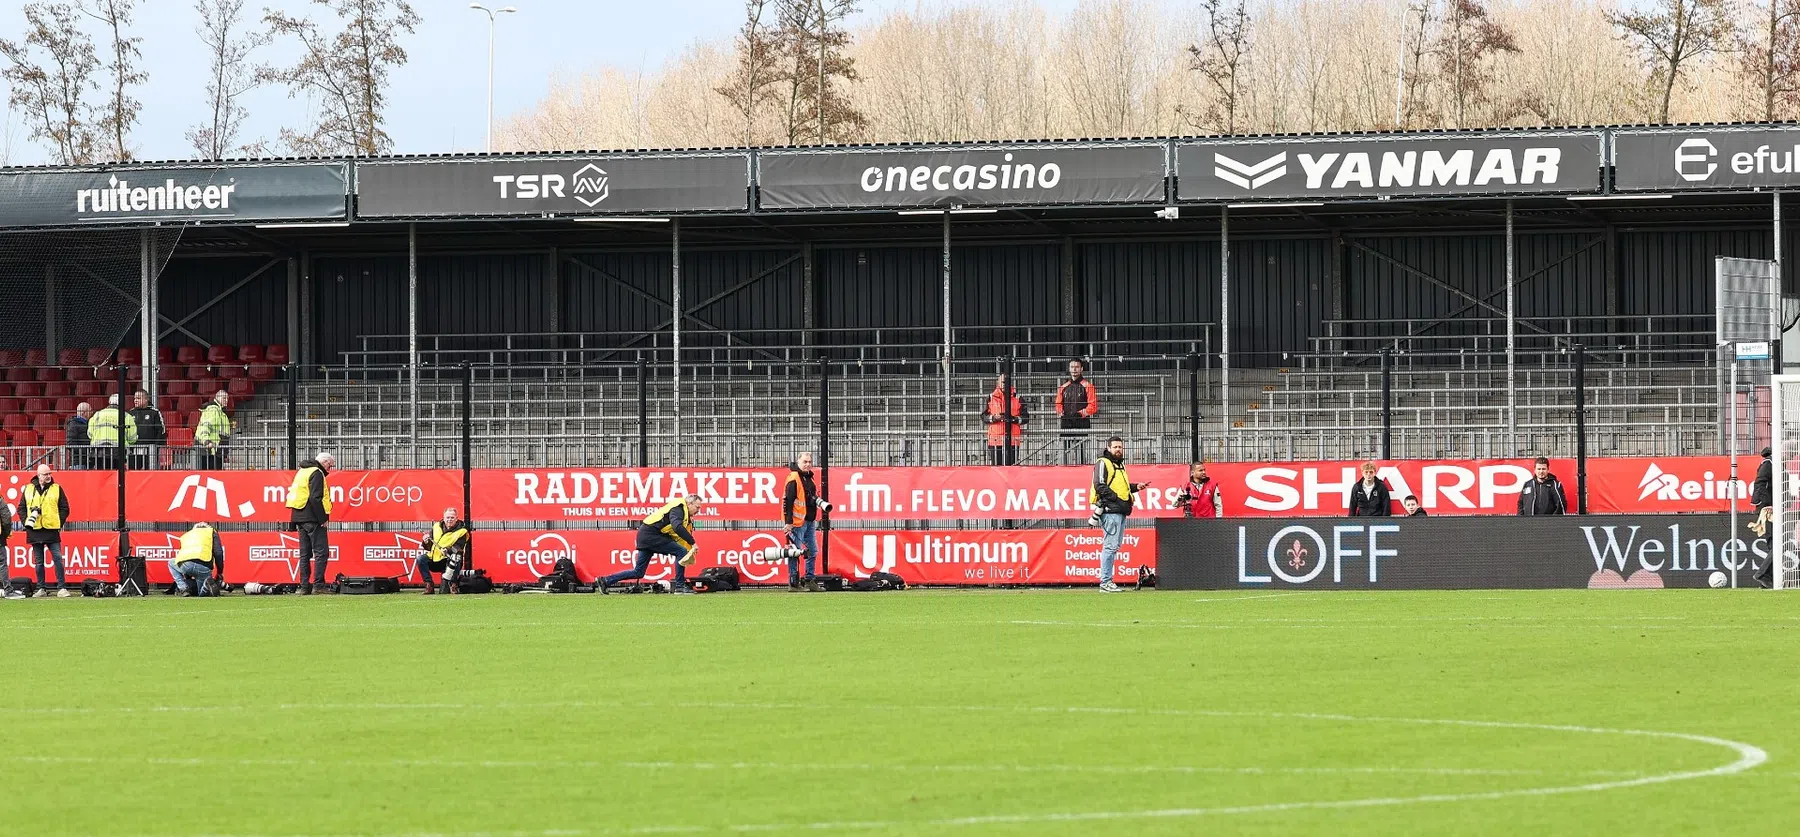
[415,508,470,595]
[170,522,225,597]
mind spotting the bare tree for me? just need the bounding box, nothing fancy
[1740,0,1800,121]
[80,0,141,161]
[716,0,781,146]
[773,0,864,144]
[1435,0,1517,127]
[0,2,100,164]
[261,0,420,156]
[1609,0,1731,123]
[188,0,269,159]
[1398,1,1437,128]
[1187,0,1251,133]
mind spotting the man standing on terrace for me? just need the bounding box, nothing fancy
[1055,358,1099,464]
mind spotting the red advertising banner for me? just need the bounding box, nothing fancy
[1,457,1759,527]
[1,469,461,525]
[5,528,1149,588]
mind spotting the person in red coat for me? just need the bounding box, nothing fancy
[981,373,1029,466]
[1179,462,1224,518]
[1055,358,1099,464]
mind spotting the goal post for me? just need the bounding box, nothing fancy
[1771,374,1800,588]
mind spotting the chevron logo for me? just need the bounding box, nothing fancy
[1213,152,1287,190]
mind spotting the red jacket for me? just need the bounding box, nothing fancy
[982,387,1028,447]
[1056,377,1098,420]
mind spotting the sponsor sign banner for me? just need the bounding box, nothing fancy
[1613,127,1800,191]
[1,458,1758,525]
[755,144,1167,210]
[0,164,347,227]
[1176,133,1603,201]
[1,470,460,525]
[353,155,750,218]
[18,527,1148,587]
[1156,514,1771,590]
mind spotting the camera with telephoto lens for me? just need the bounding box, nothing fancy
[23,507,40,529]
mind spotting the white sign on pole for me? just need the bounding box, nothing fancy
[1737,341,1773,361]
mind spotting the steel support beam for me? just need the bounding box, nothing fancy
[1505,200,1516,450]
[1221,207,1231,435]
[408,223,419,444]
[942,212,953,465]
[672,217,683,462]
[141,229,156,396]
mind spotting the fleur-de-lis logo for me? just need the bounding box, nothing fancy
[1286,539,1310,571]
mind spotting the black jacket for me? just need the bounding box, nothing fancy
[128,405,166,445]
[1752,457,1774,510]
[64,416,88,447]
[1092,452,1134,516]
[1347,478,1392,517]
[291,460,331,525]
[1406,507,1429,517]
[1517,475,1568,516]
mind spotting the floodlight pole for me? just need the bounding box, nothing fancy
[1730,358,1740,588]
[469,4,516,152]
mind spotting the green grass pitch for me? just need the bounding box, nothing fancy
[0,588,1792,836]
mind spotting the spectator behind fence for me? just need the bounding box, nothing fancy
[981,373,1028,466]
[88,394,138,472]
[128,389,165,471]
[1347,462,1392,517]
[1055,358,1099,464]
[194,391,233,471]
[22,464,71,598]
[1402,495,1428,517]
[1517,456,1567,516]
[63,402,91,470]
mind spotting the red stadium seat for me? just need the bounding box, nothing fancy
[248,363,278,381]
[38,429,64,447]
[166,428,193,447]
[227,378,255,398]
[32,413,57,431]
[156,345,173,363]
[186,365,210,380]
[0,350,21,367]
[8,430,38,447]
[125,366,143,382]
[33,367,63,382]
[5,368,31,383]
[196,379,222,397]
[83,397,106,413]
[23,349,46,366]
[0,398,18,414]
[165,410,190,430]
[265,344,291,365]
[174,345,202,364]
[159,364,186,384]
[217,365,246,381]
[53,397,77,414]
[237,345,264,363]
[166,380,194,395]
[64,366,93,382]
[13,382,42,398]
[23,398,48,414]
[0,383,10,398]
[42,381,71,398]
[73,381,101,398]
[3,415,28,431]
[116,347,140,366]
[176,395,206,415]
[206,345,236,364]
[84,348,111,366]
[55,349,82,367]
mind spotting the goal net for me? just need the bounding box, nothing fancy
[1771,374,1800,588]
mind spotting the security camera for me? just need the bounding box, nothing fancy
[1154,206,1180,221]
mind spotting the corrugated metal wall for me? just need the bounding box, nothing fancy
[86,224,1800,370]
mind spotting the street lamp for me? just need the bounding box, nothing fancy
[469,3,517,153]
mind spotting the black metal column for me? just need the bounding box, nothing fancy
[1575,345,1588,515]
[1002,356,1015,462]
[115,363,129,568]
[1380,349,1392,459]
[286,365,298,470]
[637,352,649,468]
[818,353,831,576]
[1188,353,1201,463]
[461,363,474,569]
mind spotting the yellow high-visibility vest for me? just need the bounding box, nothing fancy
[285,466,333,514]
[643,498,695,550]
[426,522,469,561]
[1090,458,1132,506]
[176,525,216,565]
[23,483,62,530]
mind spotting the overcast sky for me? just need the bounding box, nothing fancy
[0,0,1083,166]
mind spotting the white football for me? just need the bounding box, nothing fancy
[1708,571,1728,588]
